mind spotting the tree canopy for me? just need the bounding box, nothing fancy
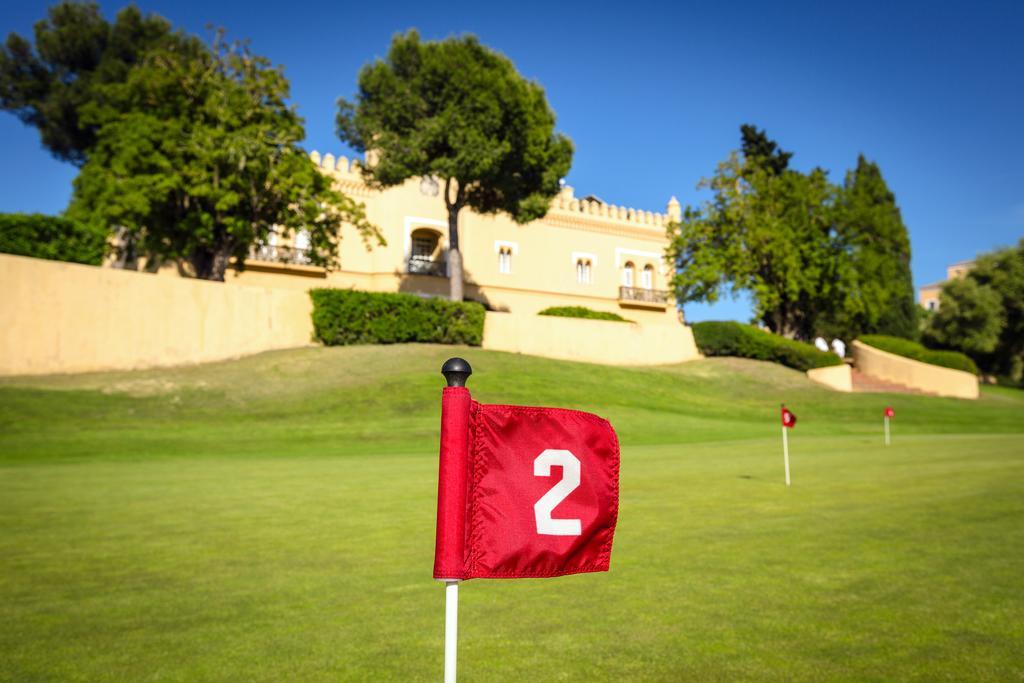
[668,126,917,341]
[924,240,1024,382]
[824,155,917,340]
[3,3,378,281]
[66,32,378,280]
[337,30,573,301]
[0,2,186,165]
[922,277,1004,356]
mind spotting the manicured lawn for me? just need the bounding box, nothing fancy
[1,345,1022,681]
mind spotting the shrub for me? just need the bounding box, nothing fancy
[310,289,485,346]
[859,334,978,374]
[692,321,842,371]
[538,306,631,323]
[0,213,106,265]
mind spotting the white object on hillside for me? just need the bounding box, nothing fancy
[814,337,829,352]
[831,338,846,358]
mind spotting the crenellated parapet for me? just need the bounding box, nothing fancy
[308,150,677,233]
[547,185,671,231]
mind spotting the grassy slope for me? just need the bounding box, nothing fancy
[1,345,1022,681]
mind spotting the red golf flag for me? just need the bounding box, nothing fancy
[433,386,619,581]
[884,406,895,418]
[781,406,797,428]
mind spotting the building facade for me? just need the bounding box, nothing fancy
[228,151,685,329]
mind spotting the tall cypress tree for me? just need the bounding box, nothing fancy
[831,155,917,339]
[740,124,792,176]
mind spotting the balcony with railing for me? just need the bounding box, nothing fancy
[407,257,447,277]
[618,285,670,309]
[241,243,326,277]
[249,244,313,265]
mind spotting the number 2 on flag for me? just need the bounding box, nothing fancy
[533,449,582,536]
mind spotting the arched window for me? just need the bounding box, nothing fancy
[642,264,654,289]
[576,258,592,284]
[408,228,443,275]
[498,247,512,274]
[622,261,635,287]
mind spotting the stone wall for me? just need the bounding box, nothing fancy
[852,340,978,399]
[482,311,700,366]
[0,253,313,376]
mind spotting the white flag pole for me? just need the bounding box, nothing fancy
[884,416,890,446]
[444,580,459,683]
[782,424,791,487]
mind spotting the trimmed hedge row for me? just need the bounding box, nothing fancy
[310,289,485,346]
[538,306,631,323]
[858,334,978,374]
[692,321,843,371]
[0,213,106,266]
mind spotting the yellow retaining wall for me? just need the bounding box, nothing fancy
[482,312,700,366]
[852,340,978,399]
[806,364,853,392]
[0,254,313,376]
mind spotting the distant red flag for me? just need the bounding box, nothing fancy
[884,407,895,418]
[781,406,797,428]
[433,387,619,581]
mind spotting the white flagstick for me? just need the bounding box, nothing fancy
[884,416,890,446]
[782,424,791,487]
[444,580,459,683]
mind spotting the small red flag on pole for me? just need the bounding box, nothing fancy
[884,406,894,445]
[780,405,796,486]
[434,358,620,682]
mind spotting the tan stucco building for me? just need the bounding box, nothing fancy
[72,149,699,371]
[232,151,685,329]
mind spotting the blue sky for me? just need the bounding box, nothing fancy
[2,0,1021,322]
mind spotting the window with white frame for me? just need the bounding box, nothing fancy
[622,261,635,287]
[641,264,654,289]
[410,231,439,263]
[498,246,512,274]
[576,258,592,284]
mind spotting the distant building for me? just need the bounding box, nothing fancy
[221,150,686,327]
[919,260,975,311]
[102,149,701,367]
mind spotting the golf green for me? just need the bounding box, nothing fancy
[1,345,1022,681]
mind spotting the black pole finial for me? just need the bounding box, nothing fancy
[442,358,473,387]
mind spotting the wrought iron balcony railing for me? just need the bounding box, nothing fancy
[407,258,447,277]
[249,244,312,266]
[619,286,670,304]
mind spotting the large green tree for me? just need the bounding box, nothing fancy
[669,127,918,342]
[66,33,379,280]
[922,277,1004,356]
[3,2,378,281]
[823,155,917,340]
[668,129,845,340]
[0,2,186,165]
[337,30,573,302]
[927,241,1024,382]
[740,124,792,176]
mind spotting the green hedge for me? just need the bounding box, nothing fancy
[310,289,485,346]
[692,321,843,371]
[859,334,978,374]
[0,213,106,266]
[538,306,631,323]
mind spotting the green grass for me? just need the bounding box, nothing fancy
[1,345,1023,681]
